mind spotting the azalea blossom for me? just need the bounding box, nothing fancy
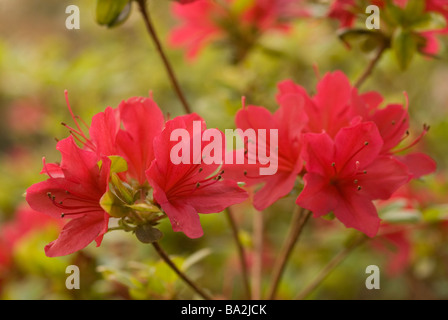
[0,204,62,273]
[296,122,409,237]
[147,113,248,238]
[276,71,436,180]
[223,95,307,211]
[65,93,165,187]
[328,0,448,55]
[26,136,112,257]
[169,0,308,60]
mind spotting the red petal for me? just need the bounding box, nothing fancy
[334,122,383,176]
[395,152,437,179]
[116,97,165,185]
[44,214,108,257]
[296,173,339,217]
[333,191,381,237]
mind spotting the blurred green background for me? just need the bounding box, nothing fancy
[0,0,447,300]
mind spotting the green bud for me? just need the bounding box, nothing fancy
[96,0,132,28]
[392,28,418,70]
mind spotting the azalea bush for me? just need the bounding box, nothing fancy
[0,0,447,300]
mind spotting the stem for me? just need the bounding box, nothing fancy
[252,210,264,300]
[136,0,192,114]
[151,242,213,300]
[295,234,368,300]
[267,206,311,300]
[225,207,251,299]
[354,42,387,89]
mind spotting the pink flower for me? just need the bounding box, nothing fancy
[277,71,436,180]
[351,89,437,179]
[169,0,308,60]
[114,97,165,185]
[146,114,248,238]
[0,204,62,273]
[296,122,409,237]
[328,0,448,55]
[370,223,412,276]
[277,71,353,138]
[223,95,307,211]
[65,94,165,186]
[26,136,112,257]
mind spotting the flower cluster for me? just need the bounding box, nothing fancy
[25,68,436,257]
[169,0,308,61]
[225,70,436,237]
[26,93,248,257]
[329,0,448,67]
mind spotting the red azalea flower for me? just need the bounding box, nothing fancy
[169,0,307,60]
[26,136,112,257]
[65,94,165,186]
[296,122,409,237]
[328,0,356,28]
[0,204,62,274]
[371,223,412,276]
[224,95,307,211]
[277,71,353,138]
[177,0,200,3]
[114,97,165,185]
[146,113,248,238]
[277,71,436,180]
[328,0,447,55]
[351,89,437,179]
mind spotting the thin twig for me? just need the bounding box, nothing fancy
[136,0,192,114]
[152,242,213,300]
[267,206,311,300]
[252,210,264,300]
[354,42,388,89]
[225,207,251,299]
[295,234,368,300]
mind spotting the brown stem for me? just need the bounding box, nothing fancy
[267,207,311,300]
[252,209,264,300]
[225,207,251,299]
[354,42,387,89]
[152,242,213,300]
[136,0,192,114]
[295,234,368,300]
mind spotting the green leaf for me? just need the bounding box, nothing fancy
[392,29,417,70]
[125,202,161,213]
[100,189,128,218]
[110,173,134,204]
[109,155,128,173]
[381,209,422,224]
[135,224,164,244]
[231,0,255,15]
[403,0,425,22]
[96,0,131,28]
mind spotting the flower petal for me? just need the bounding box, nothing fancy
[44,213,108,257]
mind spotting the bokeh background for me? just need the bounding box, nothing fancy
[0,0,447,300]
